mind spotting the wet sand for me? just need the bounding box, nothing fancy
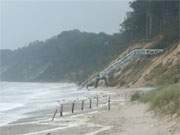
[0,87,112,135]
[0,87,179,135]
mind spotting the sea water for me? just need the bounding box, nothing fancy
[0,82,96,126]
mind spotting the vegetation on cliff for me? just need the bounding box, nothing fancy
[121,0,179,46]
[0,30,127,82]
[0,0,179,83]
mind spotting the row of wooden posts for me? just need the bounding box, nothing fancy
[52,95,111,121]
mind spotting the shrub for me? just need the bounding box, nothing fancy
[132,83,180,116]
[131,91,141,101]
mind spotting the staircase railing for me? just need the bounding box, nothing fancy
[80,48,163,88]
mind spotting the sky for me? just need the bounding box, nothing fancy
[0,0,132,50]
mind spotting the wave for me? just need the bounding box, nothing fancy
[0,103,24,112]
[0,82,92,126]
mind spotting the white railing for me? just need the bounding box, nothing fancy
[80,48,163,87]
[100,49,163,77]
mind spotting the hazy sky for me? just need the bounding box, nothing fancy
[0,0,131,50]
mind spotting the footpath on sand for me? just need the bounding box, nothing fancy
[87,87,180,135]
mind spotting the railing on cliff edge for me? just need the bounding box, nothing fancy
[80,48,163,88]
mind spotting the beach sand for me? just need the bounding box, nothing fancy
[0,87,179,135]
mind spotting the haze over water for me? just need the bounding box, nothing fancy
[0,82,96,126]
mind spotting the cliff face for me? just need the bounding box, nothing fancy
[105,40,180,87]
[134,43,180,86]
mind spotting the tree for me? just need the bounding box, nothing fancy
[121,0,179,43]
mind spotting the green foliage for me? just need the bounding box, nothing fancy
[0,30,126,82]
[150,84,180,115]
[132,83,180,116]
[121,0,179,43]
[1,1,179,83]
[131,91,142,101]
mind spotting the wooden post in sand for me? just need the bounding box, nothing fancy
[89,98,92,109]
[108,96,111,111]
[96,96,99,107]
[81,100,84,111]
[72,102,75,113]
[60,104,63,117]
[52,109,57,121]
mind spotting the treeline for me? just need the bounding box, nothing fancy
[0,30,126,82]
[0,0,179,82]
[121,0,179,47]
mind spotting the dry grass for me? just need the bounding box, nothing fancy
[132,83,180,116]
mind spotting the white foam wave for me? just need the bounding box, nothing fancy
[0,103,24,112]
[0,82,95,126]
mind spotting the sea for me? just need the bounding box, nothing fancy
[0,82,98,126]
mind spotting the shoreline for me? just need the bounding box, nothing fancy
[0,82,110,127]
[0,87,113,135]
[0,87,179,135]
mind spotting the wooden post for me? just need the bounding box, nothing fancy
[89,98,92,109]
[72,102,75,113]
[60,104,63,117]
[52,109,57,121]
[108,96,111,111]
[81,100,84,111]
[96,96,99,107]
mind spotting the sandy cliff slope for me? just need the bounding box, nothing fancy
[108,41,180,87]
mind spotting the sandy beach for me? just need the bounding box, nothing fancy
[0,87,179,135]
